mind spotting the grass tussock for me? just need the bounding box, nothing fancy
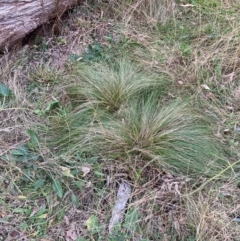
[66,58,169,113]
[86,94,226,176]
[52,63,227,176]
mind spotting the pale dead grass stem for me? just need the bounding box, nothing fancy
[96,0,176,26]
[185,189,240,241]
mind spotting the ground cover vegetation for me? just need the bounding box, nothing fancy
[1,0,240,240]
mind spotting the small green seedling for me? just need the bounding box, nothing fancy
[0,82,12,108]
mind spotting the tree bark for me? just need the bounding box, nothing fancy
[0,0,81,49]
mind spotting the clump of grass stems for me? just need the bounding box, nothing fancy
[50,58,169,154]
[48,56,228,177]
[88,93,227,176]
[91,0,176,26]
[65,58,169,113]
[50,84,227,176]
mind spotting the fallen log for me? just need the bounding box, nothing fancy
[0,0,81,49]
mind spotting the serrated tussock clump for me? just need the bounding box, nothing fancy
[65,58,169,113]
[51,76,226,176]
[89,94,226,176]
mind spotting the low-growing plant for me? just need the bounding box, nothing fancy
[88,94,227,176]
[29,66,60,84]
[0,82,13,108]
[51,89,227,177]
[82,41,104,62]
[66,58,169,113]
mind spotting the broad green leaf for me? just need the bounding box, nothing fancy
[108,233,129,241]
[94,42,103,52]
[11,149,26,156]
[17,145,29,155]
[123,208,139,232]
[76,153,82,161]
[34,208,46,217]
[71,193,79,207]
[0,82,12,96]
[27,129,40,147]
[59,38,67,45]
[70,54,81,62]
[14,208,31,215]
[13,154,28,163]
[86,215,98,229]
[11,145,28,156]
[45,100,59,111]
[94,171,105,177]
[34,179,45,191]
[37,214,47,219]
[27,153,40,162]
[214,65,221,75]
[30,208,47,219]
[87,156,98,163]
[52,178,63,199]
[71,168,81,175]
[74,180,84,191]
[86,215,101,234]
[76,238,88,241]
[33,109,41,115]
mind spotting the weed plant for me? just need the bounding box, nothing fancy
[65,58,169,112]
[102,96,225,174]
[50,59,227,177]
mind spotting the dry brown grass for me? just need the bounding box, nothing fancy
[0,55,43,155]
[184,181,240,241]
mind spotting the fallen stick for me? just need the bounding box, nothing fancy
[108,181,131,234]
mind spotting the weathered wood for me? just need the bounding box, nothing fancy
[0,0,81,49]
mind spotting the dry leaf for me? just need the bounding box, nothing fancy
[81,166,91,177]
[180,4,194,7]
[222,72,235,82]
[173,219,181,236]
[223,129,230,135]
[0,209,7,218]
[18,195,27,200]
[30,207,41,218]
[233,86,240,100]
[214,132,224,141]
[86,181,92,187]
[206,92,215,100]
[60,166,74,178]
[64,215,70,225]
[201,84,211,90]
[37,214,47,219]
[48,219,54,228]
[66,222,78,241]
[226,106,234,111]
[9,230,21,240]
[168,92,175,98]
